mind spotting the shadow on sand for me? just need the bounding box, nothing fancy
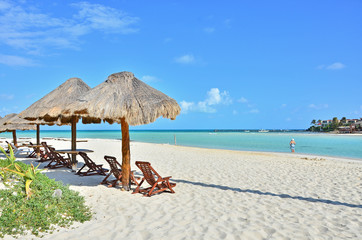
[172,179,362,209]
[2,153,360,205]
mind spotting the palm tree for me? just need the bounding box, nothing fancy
[340,117,347,125]
[332,117,339,130]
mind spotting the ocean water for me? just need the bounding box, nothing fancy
[1,130,361,160]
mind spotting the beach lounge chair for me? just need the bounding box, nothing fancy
[76,152,109,176]
[45,150,71,169]
[4,141,13,153]
[5,141,30,156]
[133,161,176,197]
[27,142,44,158]
[38,142,54,162]
[101,155,139,188]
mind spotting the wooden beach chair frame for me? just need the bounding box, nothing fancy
[133,161,176,197]
[76,152,109,176]
[27,142,45,158]
[45,149,71,169]
[5,141,30,156]
[101,155,139,188]
[38,142,54,162]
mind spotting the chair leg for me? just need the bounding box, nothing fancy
[76,164,86,175]
[101,172,112,184]
[132,179,144,194]
[165,181,175,193]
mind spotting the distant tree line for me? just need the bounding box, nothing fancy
[307,117,362,132]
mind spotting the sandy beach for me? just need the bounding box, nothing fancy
[2,138,362,240]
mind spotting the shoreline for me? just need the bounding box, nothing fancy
[141,141,362,163]
[2,136,362,162]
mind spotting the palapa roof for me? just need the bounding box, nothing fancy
[0,113,36,132]
[3,113,64,126]
[62,71,181,126]
[18,77,91,124]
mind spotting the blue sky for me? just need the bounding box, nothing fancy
[0,0,361,130]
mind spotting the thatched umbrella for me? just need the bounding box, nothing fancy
[3,114,64,156]
[62,71,181,190]
[18,78,91,164]
[0,113,37,146]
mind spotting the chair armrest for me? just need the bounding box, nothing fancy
[161,176,172,181]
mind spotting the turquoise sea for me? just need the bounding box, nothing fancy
[1,130,361,160]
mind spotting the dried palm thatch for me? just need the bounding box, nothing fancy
[62,71,180,190]
[0,113,37,146]
[2,113,67,149]
[62,71,181,126]
[3,113,65,126]
[18,78,91,124]
[0,113,36,132]
[18,77,90,163]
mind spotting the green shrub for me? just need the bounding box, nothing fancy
[0,159,92,238]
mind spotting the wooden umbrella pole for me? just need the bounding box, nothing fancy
[36,124,40,158]
[12,130,17,147]
[121,118,130,191]
[71,117,77,170]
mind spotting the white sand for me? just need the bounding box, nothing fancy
[3,138,362,240]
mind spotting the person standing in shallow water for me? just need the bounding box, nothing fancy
[290,139,296,153]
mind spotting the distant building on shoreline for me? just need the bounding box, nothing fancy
[320,118,361,127]
[309,117,362,133]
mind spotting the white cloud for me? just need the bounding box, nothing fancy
[286,117,292,122]
[205,88,221,105]
[224,19,232,28]
[238,96,259,113]
[141,75,159,82]
[0,93,14,100]
[197,101,216,113]
[175,54,195,64]
[317,62,345,70]
[164,37,172,43]
[203,27,215,33]
[0,1,139,53]
[316,64,325,70]
[308,103,329,110]
[204,88,232,105]
[71,2,139,34]
[0,54,37,66]
[232,110,238,115]
[0,1,11,10]
[0,106,11,116]
[180,101,194,114]
[238,97,248,103]
[281,104,287,108]
[180,88,231,113]
[326,62,345,70]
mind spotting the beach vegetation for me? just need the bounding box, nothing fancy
[308,116,362,132]
[0,146,92,238]
[1,145,42,198]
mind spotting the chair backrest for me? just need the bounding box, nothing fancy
[9,142,18,152]
[104,156,122,179]
[53,151,70,165]
[135,161,161,186]
[79,152,96,168]
[29,142,37,151]
[41,142,51,154]
[5,141,18,153]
